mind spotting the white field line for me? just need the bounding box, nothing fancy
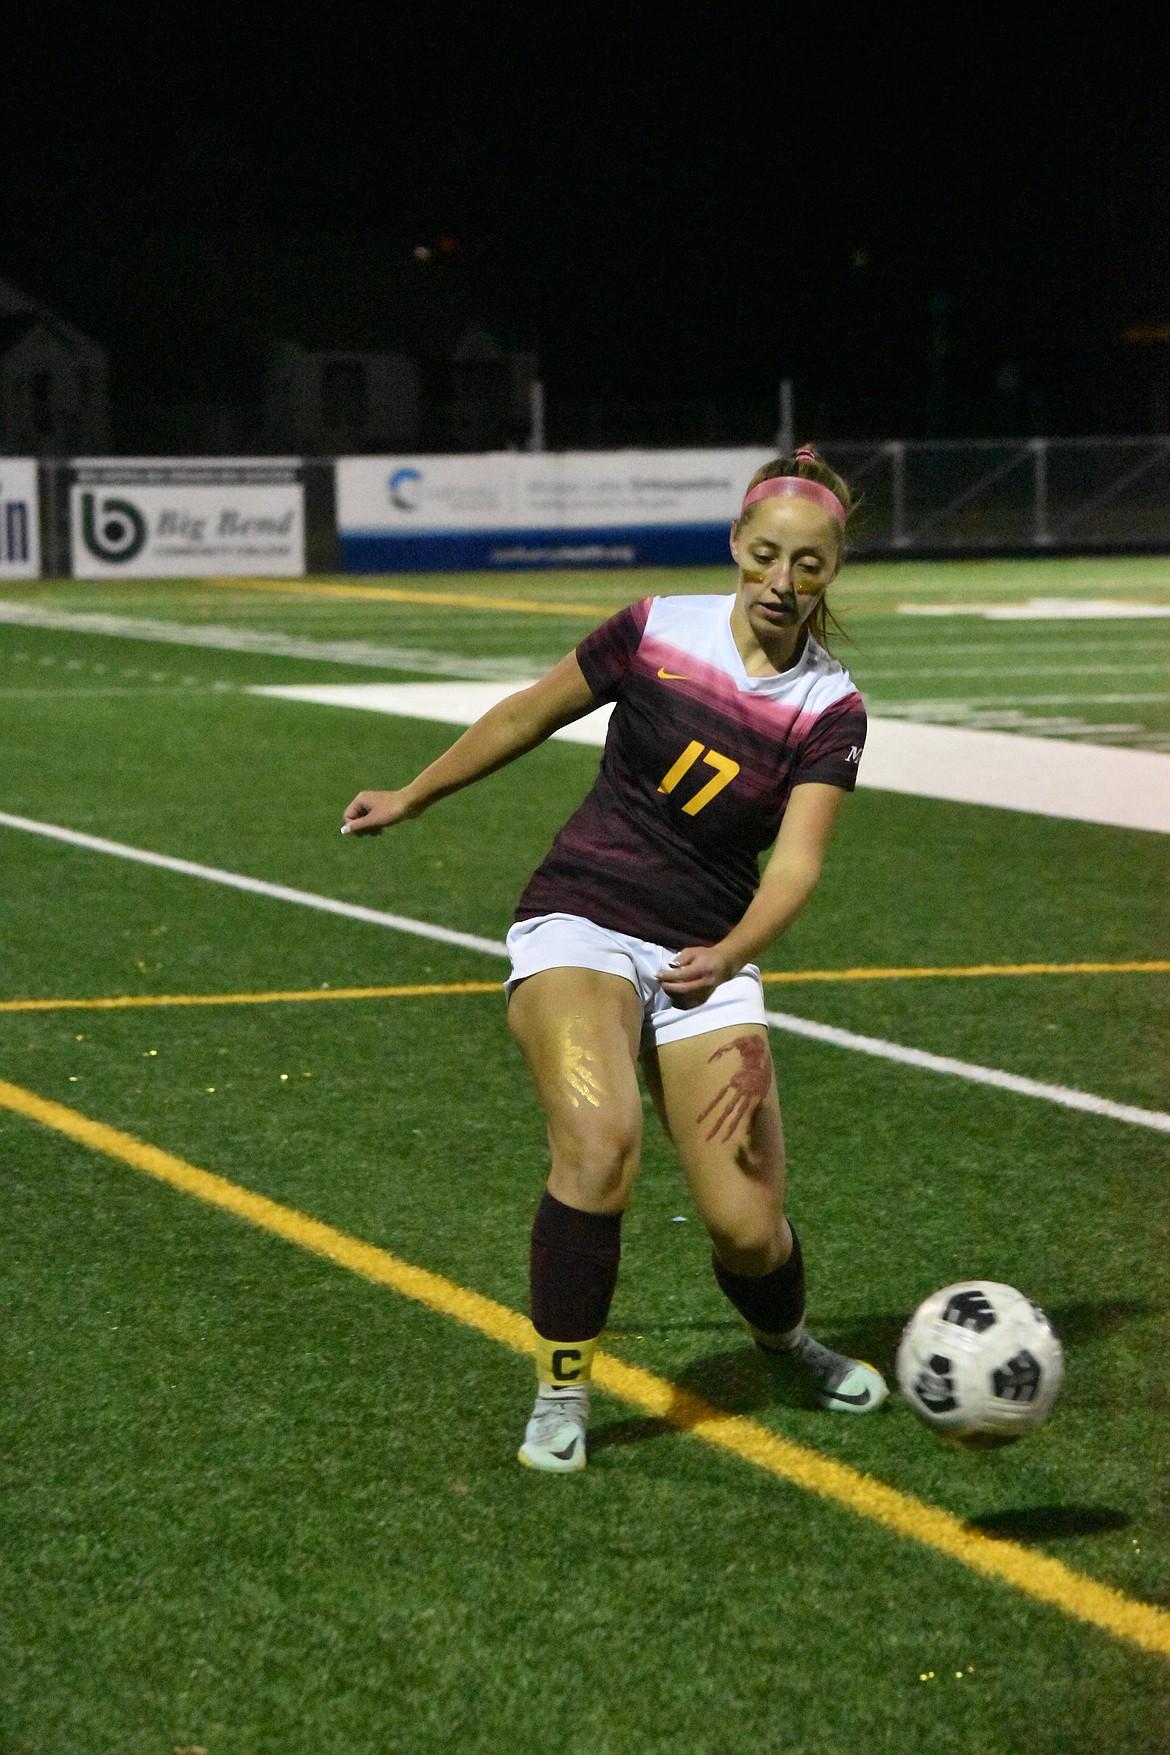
[842,640,1168,658]
[0,812,508,958]
[868,708,1150,742]
[6,599,1164,673]
[2,811,1168,1136]
[859,719,1170,832]
[900,600,1170,620]
[764,1011,1170,1135]
[862,663,1169,679]
[869,693,1170,709]
[0,687,209,700]
[251,681,1170,834]
[0,600,543,683]
[5,598,1164,691]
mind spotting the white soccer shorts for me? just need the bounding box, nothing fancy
[504,912,767,1047]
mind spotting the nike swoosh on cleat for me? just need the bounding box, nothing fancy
[657,667,690,680]
[826,1387,872,1406]
[551,1439,580,1460]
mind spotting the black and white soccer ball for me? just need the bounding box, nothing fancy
[896,1282,1063,1447]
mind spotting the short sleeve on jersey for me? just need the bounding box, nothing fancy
[791,693,868,792]
[575,598,652,703]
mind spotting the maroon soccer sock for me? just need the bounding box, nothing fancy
[529,1191,622,1386]
[711,1226,806,1338]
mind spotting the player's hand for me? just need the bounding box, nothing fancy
[659,944,734,1009]
[341,788,418,836]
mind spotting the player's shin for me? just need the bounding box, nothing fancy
[520,1192,622,1472]
[711,1223,806,1343]
[529,1190,622,1390]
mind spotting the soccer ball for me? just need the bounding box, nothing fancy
[895,1282,1063,1447]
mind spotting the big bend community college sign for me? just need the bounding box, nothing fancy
[69,460,305,578]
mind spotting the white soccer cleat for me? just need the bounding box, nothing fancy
[813,1354,888,1413]
[755,1327,889,1414]
[518,1388,589,1472]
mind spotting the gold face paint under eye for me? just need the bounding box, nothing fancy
[560,1028,603,1110]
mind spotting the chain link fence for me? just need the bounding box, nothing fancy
[822,437,1170,554]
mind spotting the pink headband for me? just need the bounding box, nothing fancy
[740,471,847,528]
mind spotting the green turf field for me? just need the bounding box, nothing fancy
[2,559,1168,1753]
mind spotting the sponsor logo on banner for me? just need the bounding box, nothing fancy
[0,460,41,578]
[341,455,512,529]
[335,449,773,572]
[69,460,305,578]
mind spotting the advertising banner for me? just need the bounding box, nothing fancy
[335,449,774,571]
[70,460,304,578]
[0,459,40,578]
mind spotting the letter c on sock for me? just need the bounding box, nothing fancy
[551,1347,583,1382]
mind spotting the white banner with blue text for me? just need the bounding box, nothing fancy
[0,459,40,578]
[335,449,775,571]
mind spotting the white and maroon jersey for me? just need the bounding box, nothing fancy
[515,594,866,950]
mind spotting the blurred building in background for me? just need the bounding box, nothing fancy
[264,340,420,454]
[0,278,110,455]
[447,328,537,453]
[261,328,536,455]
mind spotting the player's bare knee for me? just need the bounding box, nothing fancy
[706,1209,784,1274]
[548,1116,639,1206]
[549,1154,634,1211]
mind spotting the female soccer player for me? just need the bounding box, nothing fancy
[343,446,886,1472]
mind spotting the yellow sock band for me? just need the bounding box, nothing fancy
[533,1332,597,1387]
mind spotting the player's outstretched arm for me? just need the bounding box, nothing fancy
[341,654,597,836]
[660,783,846,1004]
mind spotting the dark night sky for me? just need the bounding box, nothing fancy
[2,7,1167,438]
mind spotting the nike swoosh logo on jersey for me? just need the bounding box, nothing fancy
[657,667,690,681]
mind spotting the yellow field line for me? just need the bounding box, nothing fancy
[205,577,615,617]
[0,982,499,1014]
[2,960,1165,1015]
[760,959,1170,984]
[3,1071,1168,1664]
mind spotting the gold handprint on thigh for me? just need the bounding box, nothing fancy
[560,1027,605,1110]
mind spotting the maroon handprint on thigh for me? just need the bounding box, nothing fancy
[696,1034,772,1143]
